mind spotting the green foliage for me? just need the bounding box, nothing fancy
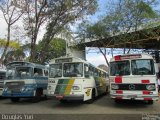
[35,38,66,64]
[77,0,158,41]
[3,48,25,65]
[39,0,97,63]
[0,39,20,49]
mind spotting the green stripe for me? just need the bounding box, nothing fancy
[55,79,69,95]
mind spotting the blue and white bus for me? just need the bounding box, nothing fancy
[2,61,48,102]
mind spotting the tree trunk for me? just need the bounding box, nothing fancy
[99,48,109,67]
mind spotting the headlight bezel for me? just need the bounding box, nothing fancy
[72,86,80,90]
[146,85,155,91]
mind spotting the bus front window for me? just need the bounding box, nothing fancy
[110,61,130,76]
[15,67,32,79]
[49,64,62,78]
[131,59,155,75]
[63,63,83,77]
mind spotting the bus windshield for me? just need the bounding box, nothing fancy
[15,67,32,79]
[63,63,83,77]
[49,64,62,78]
[131,59,155,75]
[110,61,130,76]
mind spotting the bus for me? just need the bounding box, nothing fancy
[47,56,109,103]
[2,61,48,102]
[0,68,6,96]
[109,54,159,104]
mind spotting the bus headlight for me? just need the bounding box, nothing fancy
[21,87,26,92]
[72,86,80,90]
[146,85,155,91]
[21,86,34,92]
[111,84,119,90]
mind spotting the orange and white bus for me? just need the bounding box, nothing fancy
[109,54,159,104]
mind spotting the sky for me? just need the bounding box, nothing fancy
[0,0,110,67]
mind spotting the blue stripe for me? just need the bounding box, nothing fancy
[2,92,34,97]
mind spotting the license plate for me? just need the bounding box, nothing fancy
[127,95,137,98]
[56,95,64,99]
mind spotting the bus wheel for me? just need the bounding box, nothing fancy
[148,100,153,105]
[114,99,121,103]
[85,89,96,104]
[33,88,43,102]
[11,97,20,102]
[60,99,68,103]
[106,86,109,94]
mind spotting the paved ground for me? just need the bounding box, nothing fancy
[0,95,160,120]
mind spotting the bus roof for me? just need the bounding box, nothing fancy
[6,61,48,69]
[50,56,88,64]
[110,53,153,62]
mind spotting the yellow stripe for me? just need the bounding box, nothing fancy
[64,79,74,95]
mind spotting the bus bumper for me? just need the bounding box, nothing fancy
[2,91,34,97]
[110,94,159,101]
[54,94,84,100]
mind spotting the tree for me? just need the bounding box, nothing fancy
[3,48,25,65]
[0,0,23,62]
[39,0,97,63]
[76,0,158,66]
[0,38,24,65]
[35,38,66,64]
[18,0,49,62]
[0,38,21,51]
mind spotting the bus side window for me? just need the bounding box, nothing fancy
[34,68,43,77]
[44,70,48,76]
[84,64,89,78]
[89,66,94,76]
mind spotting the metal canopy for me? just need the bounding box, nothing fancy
[78,25,160,50]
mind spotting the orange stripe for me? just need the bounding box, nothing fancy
[64,79,74,95]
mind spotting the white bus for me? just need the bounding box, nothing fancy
[0,68,6,96]
[2,61,48,102]
[109,54,159,104]
[47,56,109,103]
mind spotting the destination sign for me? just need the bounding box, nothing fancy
[55,58,72,63]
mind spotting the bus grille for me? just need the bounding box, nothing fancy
[5,81,25,92]
[111,83,155,91]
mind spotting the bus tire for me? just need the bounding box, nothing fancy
[106,86,109,94]
[114,99,121,103]
[85,88,96,104]
[60,99,68,103]
[148,100,153,105]
[33,88,43,102]
[11,97,20,102]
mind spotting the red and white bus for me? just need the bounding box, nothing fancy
[109,54,159,104]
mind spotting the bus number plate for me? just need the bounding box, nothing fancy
[127,95,137,98]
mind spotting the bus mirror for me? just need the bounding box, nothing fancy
[155,63,159,73]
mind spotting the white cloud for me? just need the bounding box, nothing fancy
[0,11,7,38]
[86,53,111,67]
[0,11,45,43]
